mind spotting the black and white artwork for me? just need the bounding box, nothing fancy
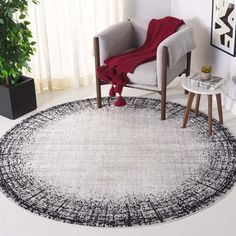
[211,0,236,56]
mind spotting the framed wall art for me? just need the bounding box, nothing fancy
[211,0,236,56]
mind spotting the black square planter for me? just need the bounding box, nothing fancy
[0,76,37,120]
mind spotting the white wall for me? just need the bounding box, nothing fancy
[129,0,171,19]
[171,0,236,114]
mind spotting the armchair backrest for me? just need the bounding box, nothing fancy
[130,19,149,47]
[130,18,190,49]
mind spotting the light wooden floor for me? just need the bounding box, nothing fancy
[0,78,236,236]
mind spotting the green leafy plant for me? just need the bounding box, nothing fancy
[201,65,212,74]
[0,0,38,86]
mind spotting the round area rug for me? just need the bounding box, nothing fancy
[0,97,236,227]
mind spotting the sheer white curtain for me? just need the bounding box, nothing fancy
[28,0,127,93]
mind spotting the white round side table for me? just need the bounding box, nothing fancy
[181,77,224,136]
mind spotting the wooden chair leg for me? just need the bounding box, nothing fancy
[186,52,191,77]
[161,46,168,121]
[208,95,213,136]
[182,92,195,128]
[161,90,166,120]
[96,78,102,108]
[216,94,223,124]
[195,94,201,117]
[184,52,191,95]
[94,37,102,108]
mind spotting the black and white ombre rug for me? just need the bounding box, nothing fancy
[0,97,236,227]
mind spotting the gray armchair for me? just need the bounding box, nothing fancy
[94,19,196,120]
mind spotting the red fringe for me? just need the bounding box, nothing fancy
[114,96,126,107]
[109,85,116,97]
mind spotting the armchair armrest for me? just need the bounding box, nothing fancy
[156,26,196,88]
[95,21,135,66]
[157,26,196,68]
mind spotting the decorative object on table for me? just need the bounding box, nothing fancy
[211,0,236,57]
[0,0,39,119]
[201,65,212,80]
[189,72,224,90]
[0,97,236,227]
[94,17,196,120]
[182,77,224,136]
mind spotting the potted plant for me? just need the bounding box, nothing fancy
[201,65,212,81]
[0,0,39,119]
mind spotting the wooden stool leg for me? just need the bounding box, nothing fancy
[182,92,195,128]
[195,94,201,117]
[208,95,213,136]
[216,94,223,124]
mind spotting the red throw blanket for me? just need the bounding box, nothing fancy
[97,16,184,106]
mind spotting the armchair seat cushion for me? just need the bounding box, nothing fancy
[127,61,157,86]
[122,48,157,86]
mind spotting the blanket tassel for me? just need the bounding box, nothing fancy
[114,96,126,107]
[109,85,116,97]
